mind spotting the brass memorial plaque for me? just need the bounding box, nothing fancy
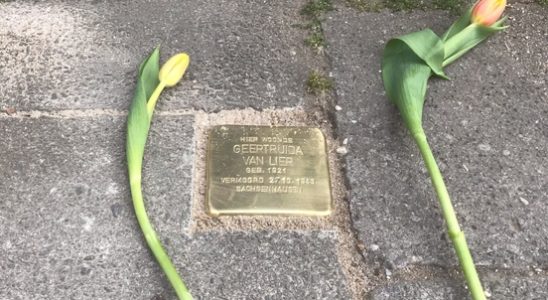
[206,125,332,216]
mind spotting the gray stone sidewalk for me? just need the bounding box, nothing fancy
[1,0,547,299]
[325,1,548,299]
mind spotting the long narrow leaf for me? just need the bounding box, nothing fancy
[127,48,160,178]
[442,9,473,41]
[381,29,445,133]
[443,19,507,67]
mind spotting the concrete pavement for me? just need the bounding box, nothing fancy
[1,0,547,299]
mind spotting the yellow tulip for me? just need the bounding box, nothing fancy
[471,0,506,26]
[159,53,190,87]
[146,52,190,117]
[128,48,193,300]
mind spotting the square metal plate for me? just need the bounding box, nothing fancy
[206,125,332,216]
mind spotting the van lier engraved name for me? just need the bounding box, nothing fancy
[232,144,304,155]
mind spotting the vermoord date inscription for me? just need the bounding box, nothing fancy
[206,125,332,216]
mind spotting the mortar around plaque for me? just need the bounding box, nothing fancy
[206,125,332,216]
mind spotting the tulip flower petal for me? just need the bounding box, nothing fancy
[472,0,506,26]
[159,53,190,87]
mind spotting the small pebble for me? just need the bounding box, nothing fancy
[519,197,529,206]
[503,150,510,156]
[385,268,392,279]
[342,138,348,145]
[336,146,348,155]
[2,107,16,115]
[370,244,379,251]
[478,144,492,151]
[335,105,342,111]
[351,120,357,124]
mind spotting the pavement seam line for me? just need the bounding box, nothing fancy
[0,109,197,119]
[306,2,380,298]
[295,1,374,298]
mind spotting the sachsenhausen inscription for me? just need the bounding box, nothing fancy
[206,125,332,216]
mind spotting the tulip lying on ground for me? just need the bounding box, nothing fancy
[126,47,193,300]
[381,1,507,300]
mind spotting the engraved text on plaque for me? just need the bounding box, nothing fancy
[206,125,332,216]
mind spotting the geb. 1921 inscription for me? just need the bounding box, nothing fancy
[206,125,332,216]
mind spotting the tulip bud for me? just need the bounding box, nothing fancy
[159,53,190,87]
[471,0,506,26]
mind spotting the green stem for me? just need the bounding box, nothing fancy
[128,80,192,300]
[147,81,167,118]
[442,24,477,68]
[442,20,507,68]
[129,173,193,300]
[412,128,485,300]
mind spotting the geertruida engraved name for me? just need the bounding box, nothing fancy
[232,144,304,155]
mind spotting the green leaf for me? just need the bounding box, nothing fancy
[139,48,161,104]
[381,29,446,133]
[442,8,472,41]
[393,29,447,79]
[443,19,507,67]
[127,47,160,177]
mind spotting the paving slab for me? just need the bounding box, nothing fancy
[370,275,548,300]
[486,274,548,299]
[0,0,316,112]
[324,3,548,271]
[0,116,350,299]
[370,281,467,300]
[0,115,194,299]
[166,231,350,300]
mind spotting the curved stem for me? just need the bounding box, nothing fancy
[412,128,486,300]
[129,176,193,300]
[128,79,192,300]
[147,81,167,119]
